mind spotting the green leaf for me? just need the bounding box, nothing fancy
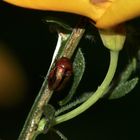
[59,48,85,106]
[109,77,139,99]
[45,17,72,32]
[33,104,55,139]
[56,92,92,116]
[47,19,72,70]
[119,58,136,83]
[106,58,138,100]
[52,129,68,140]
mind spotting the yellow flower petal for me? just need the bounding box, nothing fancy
[96,0,140,28]
[4,0,112,21]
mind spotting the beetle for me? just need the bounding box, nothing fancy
[48,57,73,91]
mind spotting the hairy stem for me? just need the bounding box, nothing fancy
[54,50,119,125]
[18,18,86,140]
[18,79,53,140]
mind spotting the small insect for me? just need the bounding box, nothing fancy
[48,57,73,91]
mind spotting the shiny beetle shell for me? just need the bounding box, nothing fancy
[48,57,73,91]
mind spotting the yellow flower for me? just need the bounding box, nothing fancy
[3,0,113,24]
[96,0,140,28]
[3,0,140,28]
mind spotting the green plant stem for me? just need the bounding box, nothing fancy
[18,82,53,140]
[60,18,86,58]
[54,50,119,125]
[18,18,86,140]
[62,25,85,58]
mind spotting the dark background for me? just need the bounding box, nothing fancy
[0,1,140,140]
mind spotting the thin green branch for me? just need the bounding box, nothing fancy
[18,83,53,140]
[18,18,86,140]
[60,18,86,58]
[54,50,119,125]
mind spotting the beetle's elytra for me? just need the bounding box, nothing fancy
[48,57,73,91]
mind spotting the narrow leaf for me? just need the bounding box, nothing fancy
[119,58,136,83]
[109,77,139,99]
[45,17,72,32]
[59,48,85,106]
[52,129,68,140]
[56,92,92,116]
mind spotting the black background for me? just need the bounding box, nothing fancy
[0,1,140,140]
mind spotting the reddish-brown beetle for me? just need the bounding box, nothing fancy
[48,57,73,91]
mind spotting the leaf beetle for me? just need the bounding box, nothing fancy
[48,57,73,91]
